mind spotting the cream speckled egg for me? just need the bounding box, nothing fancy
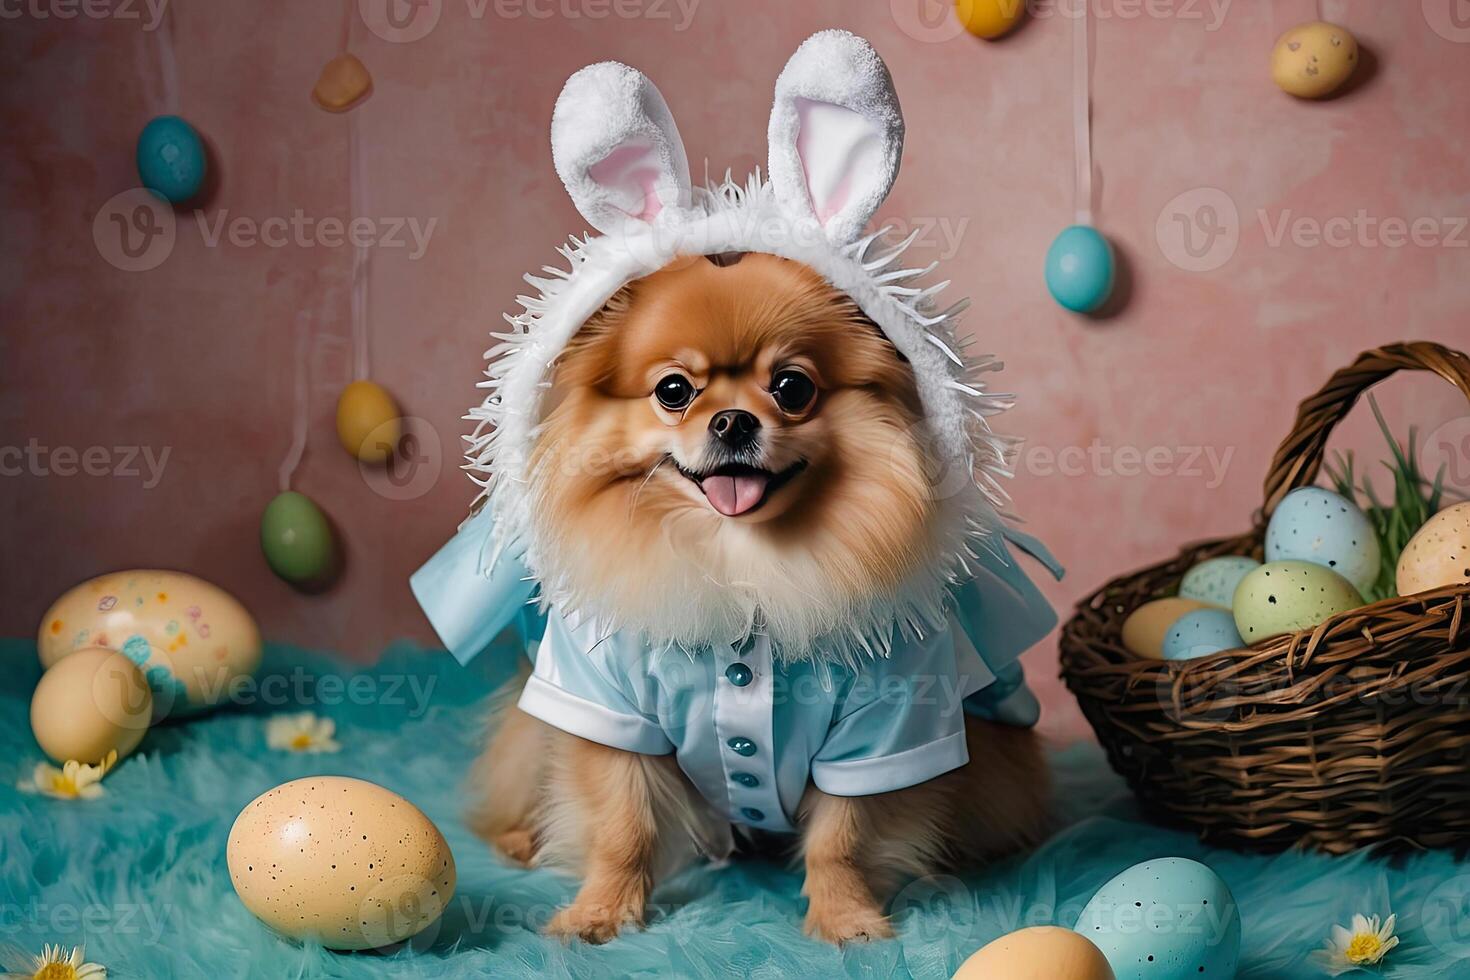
[1122,598,1215,659]
[227,776,456,950]
[38,570,261,718]
[30,647,153,765]
[1271,21,1359,99]
[1397,501,1470,596]
[954,927,1115,980]
[1233,560,1364,644]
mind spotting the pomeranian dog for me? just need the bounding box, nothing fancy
[467,251,1048,944]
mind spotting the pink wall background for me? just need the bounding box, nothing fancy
[4,0,1469,742]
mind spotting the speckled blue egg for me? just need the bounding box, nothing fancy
[1074,857,1240,980]
[1161,609,1244,661]
[1265,487,1380,595]
[1045,225,1115,313]
[1179,556,1261,608]
[136,115,207,203]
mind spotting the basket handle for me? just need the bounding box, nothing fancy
[1260,341,1470,520]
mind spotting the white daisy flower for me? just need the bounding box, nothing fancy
[1312,912,1399,975]
[266,712,341,754]
[0,941,106,979]
[17,752,117,802]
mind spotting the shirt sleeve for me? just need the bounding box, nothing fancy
[808,628,971,797]
[516,616,674,756]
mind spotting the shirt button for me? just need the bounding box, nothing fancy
[724,662,753,687]
[731,771,759,788]
[740,807,765,822]
[727,737,756,757]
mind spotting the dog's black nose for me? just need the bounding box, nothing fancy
[710,409,760,447]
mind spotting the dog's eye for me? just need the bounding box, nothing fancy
[770,369,817,414]
[654,374,696,411]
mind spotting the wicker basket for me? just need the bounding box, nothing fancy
[1059,342,1470,855]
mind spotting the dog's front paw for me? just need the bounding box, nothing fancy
[803,900,895,945]
[544,900,642,945]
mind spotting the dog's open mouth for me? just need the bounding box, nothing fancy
[674,460,807,517]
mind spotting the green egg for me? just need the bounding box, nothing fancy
[1233,560,1364,643]
[261,491,337,587]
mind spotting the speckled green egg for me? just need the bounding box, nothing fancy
[1233,560,1364,643]
[1179,556,1261,608]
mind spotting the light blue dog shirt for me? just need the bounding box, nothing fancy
[411,507,1062,833]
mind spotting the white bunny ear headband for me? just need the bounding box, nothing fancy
[467,30,1018,631]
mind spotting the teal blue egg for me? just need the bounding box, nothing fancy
[1264,487,1380,595]
[1179,556,1261,607]
[1045,225,1115,313]
[1162,609,1244,661]
[261,491,337,587]
[1075,857,1240,979]
[136,115,207,203]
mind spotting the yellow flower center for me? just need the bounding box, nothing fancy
[46,775,80,798]
[34,963,79,980]
[1346,932,1384,964]
[290,733,314,750]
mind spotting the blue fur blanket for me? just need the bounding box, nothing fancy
[1,635,1466,978]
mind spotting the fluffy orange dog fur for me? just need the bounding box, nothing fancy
[470,253,1048,944]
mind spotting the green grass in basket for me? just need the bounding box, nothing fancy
[1323,394,1445,602]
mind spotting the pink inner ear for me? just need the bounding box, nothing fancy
[794,97,880,229]
[587,142,664,223]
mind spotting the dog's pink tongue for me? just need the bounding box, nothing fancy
[702,473,769,516]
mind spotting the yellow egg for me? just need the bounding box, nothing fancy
[336,380,402,463]
[228,776,456,950]
[1397,501,1470,596]
[1121,597,1214,659]
[38,570,261,718]
[30,647,153,765]
[955,0,1026,39]
[954,927,1115,980]
[1271,21,1359,99]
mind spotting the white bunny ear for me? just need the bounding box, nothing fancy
[767,31,905,246]
[551,62,691,234]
